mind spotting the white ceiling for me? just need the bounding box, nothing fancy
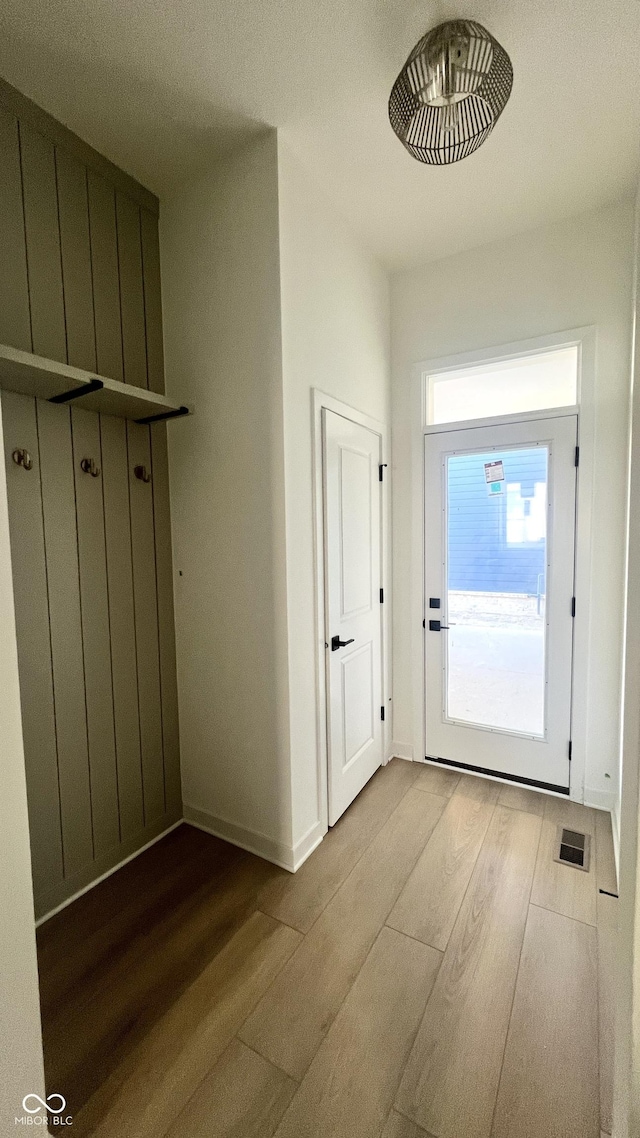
[1,0,639,268]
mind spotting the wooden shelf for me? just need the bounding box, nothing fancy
[0,343,191,423]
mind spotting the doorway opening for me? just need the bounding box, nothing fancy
[425,414,577,791]
[312,391,390,831]
[419,336,588,796]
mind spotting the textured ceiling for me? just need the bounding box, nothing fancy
[1,0,638,267]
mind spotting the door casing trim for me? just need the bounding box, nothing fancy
[312,390,390,831]
[410,326,596,804]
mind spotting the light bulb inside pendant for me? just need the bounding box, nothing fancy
[440,101,460,134]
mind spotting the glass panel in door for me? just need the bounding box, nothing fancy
[445,446,548,738]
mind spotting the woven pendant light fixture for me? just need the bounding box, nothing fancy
[389,20,513,165]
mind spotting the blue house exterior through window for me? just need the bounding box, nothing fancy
[447,447,548,598]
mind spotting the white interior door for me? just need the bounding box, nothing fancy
[425,414,577,791]
[324,408,383,825]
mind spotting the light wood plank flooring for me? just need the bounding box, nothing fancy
[37,759,616,1138]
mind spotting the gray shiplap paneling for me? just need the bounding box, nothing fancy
[19,123,67,363]
[0,107,31,352]
[141,208,165,395]
[0,89,181,915]
[37,400,94,876]
[116,193,147,389]
[0,77,158,217]
[100,415,145,841]
[151,424,182,814]
[56,150,97,373]
[88,171,124,383]
[127,422,165,823]
[1,392,63,893]
[71,408,120,855]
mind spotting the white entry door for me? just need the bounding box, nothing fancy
[324,408,383,825]
[425,414,577,791]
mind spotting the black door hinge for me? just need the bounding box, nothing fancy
[380,588,384,603]
[575,446,580,467]
[568,740,573,761]
[380,706,385,721]
[571,597,576,617]
[423,618,426,629]
[379,464,387,481]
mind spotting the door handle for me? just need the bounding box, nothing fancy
[331,635,355,651]
[428,620,450,631]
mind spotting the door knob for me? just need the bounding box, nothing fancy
[428,620,450,631]
[331,635,355,651]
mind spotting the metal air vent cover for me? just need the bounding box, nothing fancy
[554,827,591,872]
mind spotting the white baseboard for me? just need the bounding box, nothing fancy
[36,807,326,926]
[388,742,414,761]
[35,819,184,927]
[292,821,326,871]
[584,786,616,813]
[184,803,305,873]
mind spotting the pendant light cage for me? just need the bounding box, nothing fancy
[389,20,513,165]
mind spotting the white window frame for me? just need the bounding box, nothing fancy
[410,326,596,803]
[424,343,580,428]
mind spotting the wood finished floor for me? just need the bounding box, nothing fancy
[37,758,616,1138]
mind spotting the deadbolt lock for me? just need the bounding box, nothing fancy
[12,448,33,471]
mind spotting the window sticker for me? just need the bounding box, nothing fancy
[484,459,505,483]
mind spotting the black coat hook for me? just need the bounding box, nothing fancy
[134,464,151,484]
[12,448,33,471]
[80,457,101,477]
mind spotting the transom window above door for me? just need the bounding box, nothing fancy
[426,345,579,426]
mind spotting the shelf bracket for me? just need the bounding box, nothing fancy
[49,378,104,404]
[134,405,190,425]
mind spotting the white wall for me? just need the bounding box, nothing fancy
[391,199,635,814]
[161,132,295,864]
[0,400,45,1126]
[160,132,390,868]
[277,139,391,851]
[614,181,640,1138]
